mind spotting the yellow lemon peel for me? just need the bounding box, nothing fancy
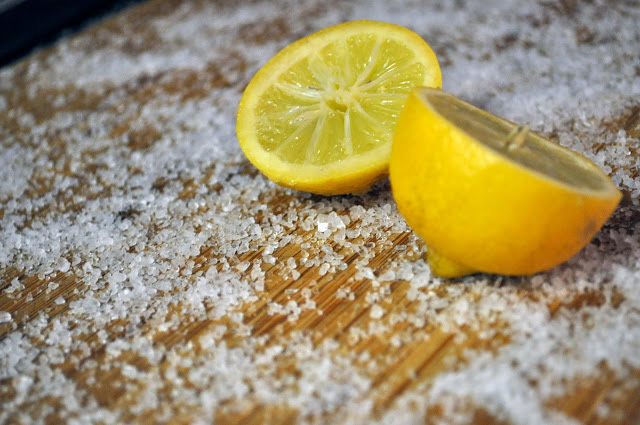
[390,88,622,277]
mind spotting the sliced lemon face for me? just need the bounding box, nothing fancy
[390,88,622,277]
[237,21,441,195]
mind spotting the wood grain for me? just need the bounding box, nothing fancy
[1,0,640,424]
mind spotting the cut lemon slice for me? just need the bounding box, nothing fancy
[236,20,441,195]
[390,88,622,277]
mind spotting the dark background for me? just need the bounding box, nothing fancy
[0,0,146,67]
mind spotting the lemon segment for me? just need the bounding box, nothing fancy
[237,21,441,195]
[390,88,622,277]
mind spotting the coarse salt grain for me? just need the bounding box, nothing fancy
[0,311,12,323]
[369,305,384,319]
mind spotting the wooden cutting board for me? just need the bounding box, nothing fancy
[1,1,640,424]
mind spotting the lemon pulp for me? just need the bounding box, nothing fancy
[237,21,441,195]
[427,94,614,193]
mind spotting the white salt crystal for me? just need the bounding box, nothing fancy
[56,257,70,273]
[370,305,384,319]
[301,300,316,310]
[268,302,283,316]
[357,267,376,280]
[0,311,12,323]
[121,364,137,379]
[318,263,330,276]
[379,270,396,282]
[235,261,250,272]
[13,375,33,394]
[54,296,66,305]
[5,278,23,293]
[317,222,329,232]
[336,288,349,299]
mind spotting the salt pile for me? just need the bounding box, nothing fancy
[1,0,640,424]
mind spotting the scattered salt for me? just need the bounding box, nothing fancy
[0,1,638,424]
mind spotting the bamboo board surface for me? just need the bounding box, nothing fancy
[1,1,640,424]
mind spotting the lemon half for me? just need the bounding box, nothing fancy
[390,88,622,277]
[237,21,441,195]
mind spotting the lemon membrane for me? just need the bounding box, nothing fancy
[237,21,441,195]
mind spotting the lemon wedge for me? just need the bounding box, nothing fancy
[390,88,622,277]
[237,21,441,195]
